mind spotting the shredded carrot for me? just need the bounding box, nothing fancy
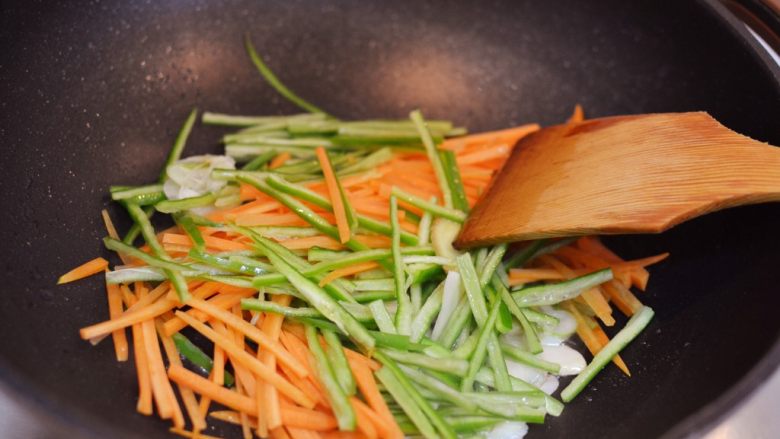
[348,360,402,439]
[316,147,352,243]
[186,298,307,378]
[343,347,381,371]
[279,401,338,431]
[127,293,153,416]
[278,235,344,251]
[561,301,630,376]
[259,295,293,431]
[601,280,643,317]
[318,261,380,287]
[508,268,567,285]
[352,397,392,439]
[439,123,540,151]
[270,152,293,169]
[162,233,250,252]
[349,397,378,439]
[105,281,129,362]
[279,331,330,401]
[235,212,312,227]
[176,311,316,409]
[270,427,293,439]
[141,318,183,424]
[157,320,208,433]
[568,104,585,123]
[286,427,322,439]
[169,364,257,414]
[58,257,108,284]
[539,254,615,326]
[80,296,177,341]
[163,290,257,336]
[456,144,511,166]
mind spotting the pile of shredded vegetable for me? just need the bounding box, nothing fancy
[59,38,667,439]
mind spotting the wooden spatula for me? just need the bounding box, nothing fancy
[455,112,780,248]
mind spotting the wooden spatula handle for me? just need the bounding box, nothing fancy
[456,112,780,248]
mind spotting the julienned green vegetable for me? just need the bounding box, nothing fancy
[562,306,655,402]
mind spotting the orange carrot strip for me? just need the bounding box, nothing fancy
[568,104,585,123]
[439,124,540,151]
[80,297,177,340]
[141,318,181,423]
[270,152,293,169]
[343,348,380,371]
[239,182,267,201]
[279,401,338,431]
[101,210,133,264]
[508,268,567,286]
[213,320,257,398]
[270,427,293,439]
[235,213,310,227]
[235,371,254,439]
[126,293,153,416]
[612,253,670,273]
[316,147,351,244]
[278,235,344,251]
[106,281,129,362]
[176,311,316,409]
[319,261,380,287]
[209,410,257,428]
[169,364,256,413]
[561,301,630,376]
[348,360,402,439]
[58,257,109,284]
[161,233,250,252]
[157,320,208,433]
[601,281,643,316]
[286,428,322,439]
[354,235,391,249]
[225,200,283,218]
[279,331,330,401]
[349,397,378,439]
[260,295,292,430]
[576,236,624,263]
[279,359,328,408]
[186,298,307,378]
[351,397,392,439]
[163,290,256,336]
[199,336,226,418]
[539,254,615,326]
[455,145,511,166]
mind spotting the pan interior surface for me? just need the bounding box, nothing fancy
[0,1,779,438]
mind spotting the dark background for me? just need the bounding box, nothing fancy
[1,1,779,438]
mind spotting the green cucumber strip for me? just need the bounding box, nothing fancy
[172,333,234,387]
[155,193,216,214]
[410,109,454,208]
[562,306,654,402]
[375,367,438,439]
[368,300,397,334]
[512,268,613,307]
[323,330,356,396]
[244,36,329,115]
[305,326,356,430]
[390,186,466,223]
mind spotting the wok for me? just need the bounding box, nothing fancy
[1,0,779,438]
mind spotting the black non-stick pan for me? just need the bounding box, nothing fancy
[1,1,779,438]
